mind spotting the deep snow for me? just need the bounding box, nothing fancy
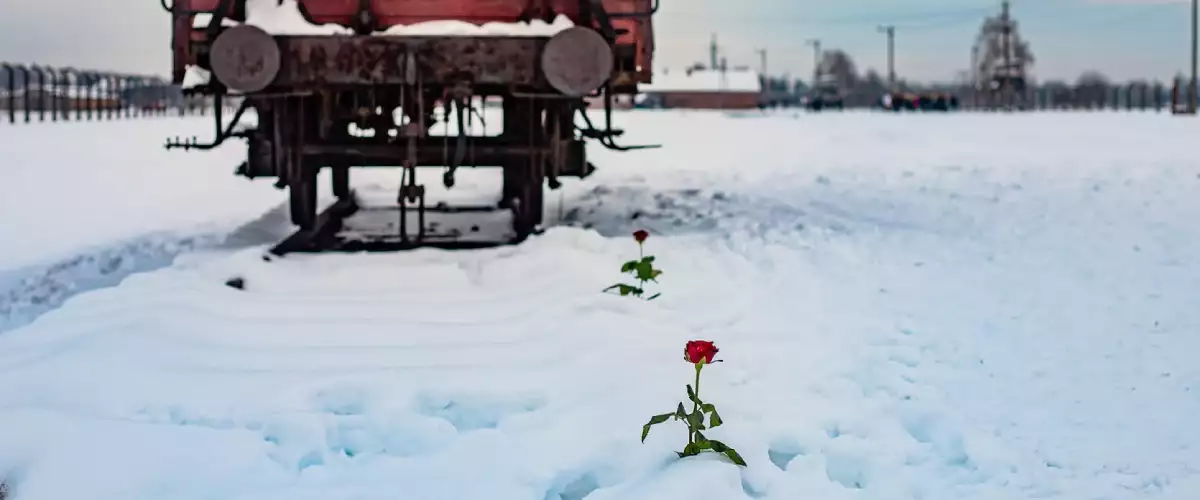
[0,116,288,332]
[1,109,1199,500]
[0,116,282,270]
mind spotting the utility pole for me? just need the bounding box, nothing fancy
[805,38,822,84]
[970,41,980,108]
[877,25,896,90]
[754,48,769,104]
[1191,0,1197,113]
[999,0,1013,109]
[710,33,719,70]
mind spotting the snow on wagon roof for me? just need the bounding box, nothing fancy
[640,68,762,94]
[187,0,574,90]
[206,0,575,36]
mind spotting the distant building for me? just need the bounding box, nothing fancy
[635,67,763,110]
[583,93,636,109]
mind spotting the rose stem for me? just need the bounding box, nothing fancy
[690,363,702,446]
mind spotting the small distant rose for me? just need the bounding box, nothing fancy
[604,229,662,300]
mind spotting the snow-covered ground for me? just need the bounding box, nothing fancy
[0,115,287,331]
[1,109,1199,500]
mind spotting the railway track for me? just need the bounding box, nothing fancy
[266,189,537,257]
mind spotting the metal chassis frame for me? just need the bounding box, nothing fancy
[164,1,659,253]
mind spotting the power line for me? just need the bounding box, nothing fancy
[674,1,1193,83]
[664,7,993,27]
[664,1,1185,29]
[891,14,985,32]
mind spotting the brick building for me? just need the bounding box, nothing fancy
[583,93,636,109]
[635,68,763,110]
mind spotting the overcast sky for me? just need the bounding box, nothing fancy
[0,0,1193,83]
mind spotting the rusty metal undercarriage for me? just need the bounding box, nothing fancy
[165,0,657,254]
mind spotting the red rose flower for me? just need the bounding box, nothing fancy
[642,338,744,466]
[684,340,719,364]
[633,229,649,243]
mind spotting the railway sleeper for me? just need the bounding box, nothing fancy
[261,143,564,250]
[266,166,548,255]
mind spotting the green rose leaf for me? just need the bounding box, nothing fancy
[616,284,641,296]
[603,284,641,296]
[635,262,654,281]
[704,439,747,465]
[641,413,674,442]
[724,448,748,466]
[709,408,723,428]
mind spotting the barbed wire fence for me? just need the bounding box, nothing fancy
[0,63,224,125]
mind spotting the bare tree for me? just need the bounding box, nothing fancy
[849,69,888,107]
[1074,71,1110,108]
[817,49,860,91]
[971,4,1035,109]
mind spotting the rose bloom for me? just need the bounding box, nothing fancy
[685,340,719,364]
[633,229,649,243]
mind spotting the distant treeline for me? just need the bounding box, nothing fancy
[757,48,1191,109]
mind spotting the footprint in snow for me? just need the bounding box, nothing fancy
[767,437,807,471]
[414,390,546,432]
[823,450,870,489]
[312,384,374,416]
[543,471,601,500]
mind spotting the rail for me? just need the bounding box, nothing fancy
[0,62,227,124]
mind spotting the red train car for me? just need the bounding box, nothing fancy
[165,0,658,252]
